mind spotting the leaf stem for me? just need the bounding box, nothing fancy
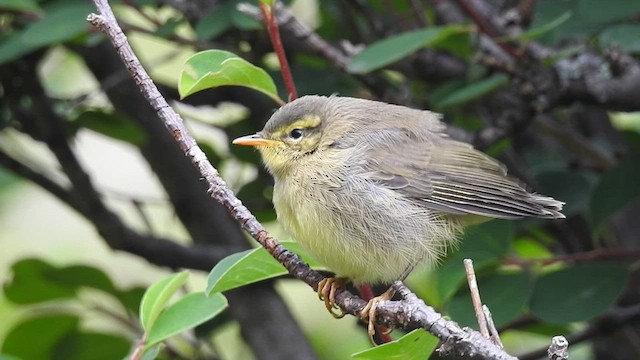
[259,1,298,101]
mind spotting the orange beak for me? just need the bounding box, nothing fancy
[232,133,278,147]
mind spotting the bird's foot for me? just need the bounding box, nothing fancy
[317,277,346,319]
[360,287,395,340]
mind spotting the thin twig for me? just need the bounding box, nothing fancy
[483,305,504,348]
[464,259,490,338]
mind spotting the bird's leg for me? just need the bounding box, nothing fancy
[317,277,346,318]
[360,286,396,339]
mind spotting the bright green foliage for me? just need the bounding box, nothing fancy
[140,271,190,331]
[179,50,282,104]
[207,242,323,295]
[146,292,227,349]
[351,330,438,359]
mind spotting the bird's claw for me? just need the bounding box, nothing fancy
[360,288,395,342]
[317,277,346,319]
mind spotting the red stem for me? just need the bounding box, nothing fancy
[259,1,298,101]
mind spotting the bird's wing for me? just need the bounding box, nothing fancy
[350,126,564,219]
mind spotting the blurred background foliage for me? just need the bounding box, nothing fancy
[1,0,640,359]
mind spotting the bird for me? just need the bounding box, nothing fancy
[232,95,564,337]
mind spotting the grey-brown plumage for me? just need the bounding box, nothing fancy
[234,95,564,285]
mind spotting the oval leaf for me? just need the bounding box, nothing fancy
[145,292,228,349]
[530,262,628,324]
[179,50,282,103]
[435,74,509,109]
[351,329,437,359]
[346,26,470,74]
[1,314,78,359]
[206,242,323,295]
[140,271,190,331]
[589,154,640,231]
[4,259,76,304]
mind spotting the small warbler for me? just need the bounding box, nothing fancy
[233,95,564,336]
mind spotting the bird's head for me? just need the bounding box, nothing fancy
[233,96,340,178]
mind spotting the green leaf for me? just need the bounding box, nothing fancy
[4,259,76,304]
[351,329,437,359]
[1,314,78,359]
[509,11,572,41]
[53,331,130,360]
[195,3,234,39]
[146,292,228,349]
[536,170,593,218]
[74,110,146,145]
[434,220,514,303]
[206,242,322,295]
[600,24,640,54]
[458,220,515,257]
[435,74,509,109]
[577,0,640,26]
[0,2,93,65]
[179,50,282,104]
[47,264,117,294]
[588,154,640,231]
[530,262,628,324]
[0,0,41,12]
[116,286,147,313]
[140,271,190,331]
[346,26,470,74]
[447,271,533,328]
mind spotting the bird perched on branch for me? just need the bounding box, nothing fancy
[233,95,564,337]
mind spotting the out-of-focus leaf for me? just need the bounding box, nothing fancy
[74,110,146,145]
[600,24,640,53]
[48,265,117,294]
[434,74,509,109]
[195,3,234,39]
[346,25,470,74]
[447,271,533,328]
[589,154,640,231]
[140,271,190,331]
[145,292,228,349]
[0,2,92,65]
[0,0,41,12]
[512,237,553,260]
[53,331,130,360]
[434,220,514,303]
[179,50,282,104]
[536,170,593,217]
[577,0,640,26]
[1,315,78,359]
[116,286,147,314]
[351,329,437,359]
[207,242,322,295]
[530,262,628,324]
[153,17,182,38]
[509,11,572,41]
[4,259,76,304]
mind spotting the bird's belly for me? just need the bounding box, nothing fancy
[273,178,459,284]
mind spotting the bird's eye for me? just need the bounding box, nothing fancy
[289,128,304,140]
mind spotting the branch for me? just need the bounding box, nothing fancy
[258,0,297,101]
[88,1,519,358]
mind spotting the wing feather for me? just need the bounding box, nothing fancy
[347,122,564,219]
